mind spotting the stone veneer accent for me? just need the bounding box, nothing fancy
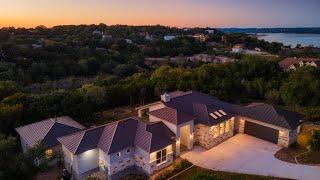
[194,119,234,149]
[108,158,135,175]
[278,129,298,147]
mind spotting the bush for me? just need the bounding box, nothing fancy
[173,159,193,172]
[308,130,320,151]
[155,159,193,180]
[297,132,312,148]
[191,172,218,180]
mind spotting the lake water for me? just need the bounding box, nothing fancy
[257,33,320,48]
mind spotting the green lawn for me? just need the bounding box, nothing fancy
[172,166,290,180]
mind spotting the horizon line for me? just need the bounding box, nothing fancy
[1,23,320,29]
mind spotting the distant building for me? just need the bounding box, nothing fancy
[206,29,215,34]
[192,33,209,42]
[145,33,154,41]
[125,39,133,44]
[221,35,227,43]
[279,57,320,71]
[232,44,244,53]
[92,29,103,36]
[145,54,235,64]
[32,44,42,49]
[164,35,176,41]
[102,34,112,41]
[255,47,262,52]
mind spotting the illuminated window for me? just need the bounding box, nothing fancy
[225,120,230,132]
[156,148,167,165]
[45,149,53,159]
[219,122,225,135]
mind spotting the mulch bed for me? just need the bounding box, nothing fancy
[274,147,305,164]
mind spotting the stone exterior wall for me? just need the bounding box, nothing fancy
[234,116,245,133]
[278,129,297,147]
[108,157,135,175]
[194,119,234,149]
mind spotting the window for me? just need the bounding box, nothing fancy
[116,152,121,157]
[45,149,53,159]
[126,148,131,154]
[156,148,167,165]
[219,122,225,135]
[225,120,230,132]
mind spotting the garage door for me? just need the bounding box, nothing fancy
[244,121,279,144]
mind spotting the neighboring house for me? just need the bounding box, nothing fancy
[145,33,154,41]
[137,91,303,153]
[57,117,175,179]
[125,39,133,44]
[191,33,209,42]
[206,29,215,34]
[92,29,103,36]
[15,116,85,164]
[279,57,320,70]
[164,35,176,41]
[232,44,244,53]
[144,55,235,65]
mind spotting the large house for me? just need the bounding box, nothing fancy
[279,57,320,70]
[15,91,303,179]
[138,91,303,155]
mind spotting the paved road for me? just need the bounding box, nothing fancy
[181,134,320,180]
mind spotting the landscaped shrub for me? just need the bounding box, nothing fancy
[297,132,312,148]
[173,159,193,172]
[190,172,218,180]
[155,159,193,180]
[308,130,320,151]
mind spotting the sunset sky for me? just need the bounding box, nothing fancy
[1,0,320,28]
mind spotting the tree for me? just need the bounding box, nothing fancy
[80,84,106,105]
[308,130,320,151]
[280,67,320,107]
[0,133,17,169]
[0,81,18,100]
[0,103,23,134]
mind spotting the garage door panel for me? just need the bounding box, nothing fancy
[244,121,279,144]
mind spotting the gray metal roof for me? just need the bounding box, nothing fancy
[149,106,196,125]
[154,91,303,129]
[15,116,85,148]
[244,103,303,129]
[58,117,175,155]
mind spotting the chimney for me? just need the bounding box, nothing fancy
[161,93,171,103]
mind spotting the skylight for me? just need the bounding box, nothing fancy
[219,110,227,115]
[209,113,218,119]
[214,111,223,117]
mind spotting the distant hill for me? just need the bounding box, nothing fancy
[219,28,320,34]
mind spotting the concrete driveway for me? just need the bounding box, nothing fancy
[181,134,320,180]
